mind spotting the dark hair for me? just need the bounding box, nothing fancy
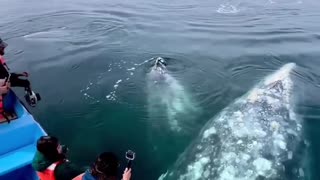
[37,136,64,162]
[91,152,119,180]
[0,47,4,56]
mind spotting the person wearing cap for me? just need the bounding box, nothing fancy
[0,37,40,107]
[32,136,84,180]
[72,152,131,180]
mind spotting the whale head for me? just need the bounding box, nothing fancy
[149,57,168,82]
[153,57,167,70]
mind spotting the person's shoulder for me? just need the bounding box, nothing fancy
[32,150,52,171]
[0,55,5,64]
[54,160,84,180]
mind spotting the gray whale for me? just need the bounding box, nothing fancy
[159,63,304,180]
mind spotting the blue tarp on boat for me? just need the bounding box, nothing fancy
[0,91,45,180]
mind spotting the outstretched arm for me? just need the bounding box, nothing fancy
[3,63,10,71]
[55,161,85,180]
[11,72,28,78]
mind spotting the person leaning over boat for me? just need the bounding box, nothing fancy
[0,37,40,107]
[32,136,84,180]
[0,79,10,96]
[72,152,131,180]
[0,79,10,120]
[0,39,11,98]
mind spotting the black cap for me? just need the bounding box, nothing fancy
[0,38,8,48]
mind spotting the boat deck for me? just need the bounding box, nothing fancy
[0,91,45,180]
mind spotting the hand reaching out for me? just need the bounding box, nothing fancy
[122,168,131,180]
[22,72,29,77]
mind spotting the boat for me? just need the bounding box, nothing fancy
[0,90,45,180]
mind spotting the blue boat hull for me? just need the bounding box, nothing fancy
[0,91,45,180]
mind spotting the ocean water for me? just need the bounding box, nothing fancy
[1,0,320,179]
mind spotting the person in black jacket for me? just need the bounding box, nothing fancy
[0,38,40,107]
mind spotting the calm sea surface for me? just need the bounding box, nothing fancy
[1,0,320,179]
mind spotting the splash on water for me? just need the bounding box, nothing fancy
[106,79,123,101]
[80,82,100,103]
[104,59,152,101]
[81,58,153,102]
[217,3,239,14]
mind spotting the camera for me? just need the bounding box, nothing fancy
[125,150,135,168]
[25,91,41,107]
[61,145,69,154]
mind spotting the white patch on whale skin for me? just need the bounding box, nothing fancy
[253,158,272,176]
[203,127,217,139]
[159,63,303,180]
[177,156,210,180]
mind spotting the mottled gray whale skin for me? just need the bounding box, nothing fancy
[159,63,304,180]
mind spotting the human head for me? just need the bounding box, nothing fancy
[36,136,65,162]
[91,152,120,180]
[0,38,7,56]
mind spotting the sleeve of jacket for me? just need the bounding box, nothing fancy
[54,161,84,180]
